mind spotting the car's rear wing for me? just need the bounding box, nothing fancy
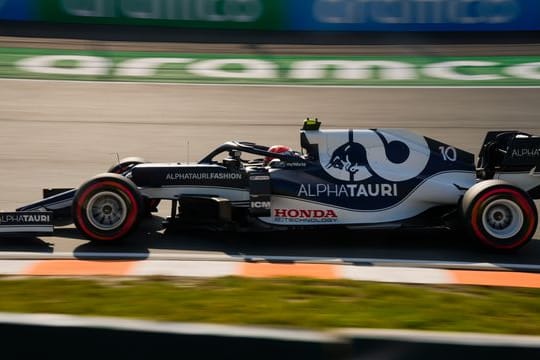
[476,131,540,199]
[477,131,540,178]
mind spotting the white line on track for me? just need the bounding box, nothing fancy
[1,77,540,89]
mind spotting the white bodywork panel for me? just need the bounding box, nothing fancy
[260,172,476,225]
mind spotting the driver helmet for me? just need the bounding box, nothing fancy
[264,145,293,165]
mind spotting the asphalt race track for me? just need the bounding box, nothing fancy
[1,78,540,268]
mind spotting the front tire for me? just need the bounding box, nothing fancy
[107,156,160,215]
[461,180,537,251]
[72,173,142,241]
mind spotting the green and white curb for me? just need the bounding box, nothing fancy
[0,47,540,86]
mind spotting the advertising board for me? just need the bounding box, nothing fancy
[0,0,33,20]
[0,0,538,32]
[37,0,286,30]
[289,0,540,31]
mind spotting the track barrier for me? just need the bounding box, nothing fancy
[1,313,539,359]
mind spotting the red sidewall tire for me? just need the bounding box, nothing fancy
[73,174,142,241]
[463,182,537,251]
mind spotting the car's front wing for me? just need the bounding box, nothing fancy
[0,211,54,235]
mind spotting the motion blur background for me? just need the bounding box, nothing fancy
[0,2,540,358]
[1,0,539,206]
[2,0,540,32]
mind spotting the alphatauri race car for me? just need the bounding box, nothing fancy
[1,119,540,251]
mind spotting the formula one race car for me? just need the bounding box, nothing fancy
[1,119,540,251]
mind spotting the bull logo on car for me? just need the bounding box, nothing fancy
[306,129,431,182]
[326,142,375,180]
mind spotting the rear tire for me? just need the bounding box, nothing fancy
[461,180,537,251]
[72,173,142,241]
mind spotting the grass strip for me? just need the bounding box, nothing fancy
[0,276,539,335]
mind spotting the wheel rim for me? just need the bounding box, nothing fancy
[86,191,128,231]
[481,199,524,239]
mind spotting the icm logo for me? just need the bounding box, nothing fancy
[251,201,271,209]
[308,129,430,182]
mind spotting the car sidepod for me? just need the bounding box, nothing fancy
[259,129,477,227]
